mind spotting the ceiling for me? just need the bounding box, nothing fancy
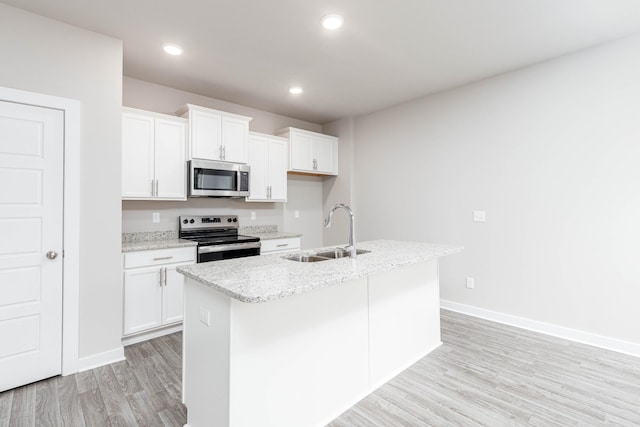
[4,0,640,124]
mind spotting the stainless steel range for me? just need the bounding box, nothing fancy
[179,215,261,263]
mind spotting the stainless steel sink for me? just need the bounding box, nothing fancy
[284,248,371,263]
[314,248,371,259]
[283,254,331,263]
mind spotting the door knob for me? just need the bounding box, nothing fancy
[46,251,58,260]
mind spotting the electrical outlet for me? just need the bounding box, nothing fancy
[250,211,256,220]
[294,210,300,219]
[199,307,211,326]
[466,277,475,289]
[152,212,160,223]
[473,211,486,222]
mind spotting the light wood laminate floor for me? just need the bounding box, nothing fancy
[2,310,639,426]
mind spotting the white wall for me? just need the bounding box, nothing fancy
[352,35,640,345]
[0,5,123,358]
[283,175,324,248]
[122,78,325,249]
[322,118,355,246]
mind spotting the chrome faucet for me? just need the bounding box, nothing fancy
[324,203,356,258]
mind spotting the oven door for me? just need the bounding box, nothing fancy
[198,242,261,263]
[189,159,250,197]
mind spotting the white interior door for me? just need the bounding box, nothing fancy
[0,100,64,392]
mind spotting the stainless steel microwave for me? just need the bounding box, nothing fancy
[188,159,250,197]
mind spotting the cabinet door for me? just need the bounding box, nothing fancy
[123,267,163,335]
[268,139,288,201]
[222,117,248,163]
[122,113,155,198]
[289,131,314,171]
[162,265,185,325]
[314,135,336,174]
[247,135,268,200]
[191,108,222,160]
[154,118,187,200]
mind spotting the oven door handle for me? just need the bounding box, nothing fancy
[198,242,261,254]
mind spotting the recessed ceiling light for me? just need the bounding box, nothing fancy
[162,43,183,56]
[289,87,303,95]
[321,14,344,30]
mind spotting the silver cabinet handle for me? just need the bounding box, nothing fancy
[313,159,317,170]
[222,145,226,160]
[153,256,173,261]
[276,243,288,247]
[151,180,155,197]
[160,267,167,287]
[155,179,159,197]
[219,145,223,160]
[46,251,58,260]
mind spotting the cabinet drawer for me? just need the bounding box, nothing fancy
[124,247,196,269]
[260,238,301,254]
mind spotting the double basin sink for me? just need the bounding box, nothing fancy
[284,248,371,263]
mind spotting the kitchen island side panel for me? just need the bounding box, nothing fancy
[229,277,370,427]
[183,279,231,427]
[369,260,441,388]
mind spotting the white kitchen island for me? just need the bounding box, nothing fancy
[177,240,462,427]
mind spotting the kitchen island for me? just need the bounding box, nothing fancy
[177,240,462,427]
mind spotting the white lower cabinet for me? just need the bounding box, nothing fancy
[260,237,301,255]
[122,247,196,338]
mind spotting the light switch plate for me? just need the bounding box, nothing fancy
[466,277,475,289]
[199,307,211,326]
[250,211,256,220]
[473,211,486,222]
[294,210,300,219]
[152,212,160,223]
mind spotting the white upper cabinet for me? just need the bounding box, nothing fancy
[177,104,251,163]
[122,108,187,200]
[246,132,288,202]
[276,127,338,176]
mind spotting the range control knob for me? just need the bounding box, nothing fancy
[228,218,232,223]
[190,219,195,224]
[233,218,238,222]
[183,219,188,224]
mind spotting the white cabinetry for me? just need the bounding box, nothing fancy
[122,247,196,341]
[260,237,301,254]
[177,104,252,163]
[246,132,288,202]
[122,108,187,200]
[276,127,338,175]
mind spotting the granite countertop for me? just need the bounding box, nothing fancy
[177,240,462,303]
[246,231,302,240]
[121,231,197,253]
[239,225,302,240]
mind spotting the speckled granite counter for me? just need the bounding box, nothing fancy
[121,231,197,252]
[177,240,462,303]
[239,225,302,240]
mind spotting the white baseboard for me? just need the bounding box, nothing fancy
[441,300,640,358]
[76,346,125,372]
[122,323,182,347]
